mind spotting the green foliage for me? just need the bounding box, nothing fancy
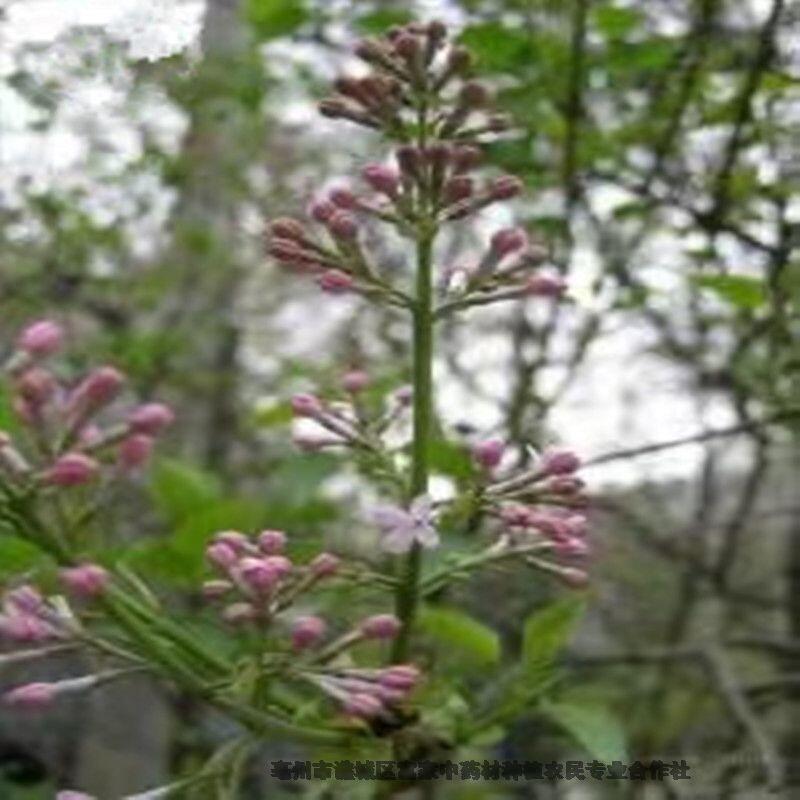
[522,595,586,678]
[428,438,475,483]
[355,9,414,34]
[246,0,309,40]
[419,606,501,667]
[691,274,766,310]
[541,699,628,761]
[459,23,534,72]
[0,535,44,579]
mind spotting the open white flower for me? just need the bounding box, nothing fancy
[370,495,439,554]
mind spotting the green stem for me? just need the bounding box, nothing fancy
[392,229,434,662]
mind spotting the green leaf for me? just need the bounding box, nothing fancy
[149,458,222,523]
[428,439,475,482]
[246,0,308,41]
[419,606,500,667]
[691,274,766,309]
[593,6,642,38]
[522,596,585,676]
[541,701,628,762]
[355,10,413,34]
[0,536,44,578]
[459,23,534,73]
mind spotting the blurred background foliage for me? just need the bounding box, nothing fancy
[1,0,799,797]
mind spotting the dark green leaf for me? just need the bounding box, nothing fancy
[419,606,500,666]
[691,274,765,309]
[542,701,628,761]
[522,596,585,676]
[246,0,308,41]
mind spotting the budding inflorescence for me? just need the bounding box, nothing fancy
[265,21,567,317]
[1,321,175,491]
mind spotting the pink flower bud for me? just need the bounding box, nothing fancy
[221,602,257,626]
[17,320,64,358]
[555,537,590,557]
[117,434,154,470]
[291,393,323,417]
[213,530,251,553]
[491,228,528,258]
[327,211,359,241]
[443,175,474,204]
[342,692,383,719]
[489,176,524,200]
[237,557,281,594]
[3,682,56,711]
[362,164,400,198]
[540,448,581,475]
[451,146,482,173]
[393,33,420,60]
[472,438,505,469]
[396,145,423,176]
[310,552,341,577]
[342,370,369,394]
[360,613,401,640]
[525,274,567,297]
[266,555,293,577]
[269,217,306,241]
[60,564,109,599]
[206,542,238,571]
[459,81,490,108]
[5,585,44,615]
[0,613,53,643]
[330,187,359,210]
[257,529,287,554]
[317,269,355,294]
[44,453,99,487]
[75,366,125,409]
[127,403,175,435]
[201,579,232,600]
[309,199,337,223]
[379,664,421,690]
[291,615,327,651]
[16,368,57,405]
[545,476,585,495]
[560,566,590,589]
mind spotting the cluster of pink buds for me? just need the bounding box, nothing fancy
[289,370,411,454]
[479,446,590,587]
[265,20,567,316]
[1,320,175,487]
[302,662,420,721]
[203,527,343,625]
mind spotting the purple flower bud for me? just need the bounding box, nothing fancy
[540,448,581,476]
[472,438,505,469]
[206,542,238,571]
[213,530,250,553]
[16,368,57,406]
[317,269,355,294]
[360,613,401,640]
[290,393,323,418]
[43,453,99,487]
[443,176,474,204]
[310,552,341,577]
[5,585,44,615]
[17,320,64,358]
[451,145,482,173]
[127,403,175,435]
[327,211,359,240]
[393,33,420,61]
[60,564,109,599]
[525,274,567,297]
[309,199,338,223]
[269,217,307,241]
[489,176,524,200]
[257,529,287,554]
[560,567,590,589]
[342,370,370,394]
[459,81,490,108]
[0,614,53,644]
[291,615,327,651]
[74,366,126,409]
[396,145,423,177]
[117,434,154,470]
[491,228,528,258]
[3,682,56,711]
[330,187,359,210]
[395,385,413,405]
[342,692,384,719]
[362,163,400,198]
[379,664,421,690]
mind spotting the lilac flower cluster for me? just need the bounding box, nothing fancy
[1,320,175,487]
